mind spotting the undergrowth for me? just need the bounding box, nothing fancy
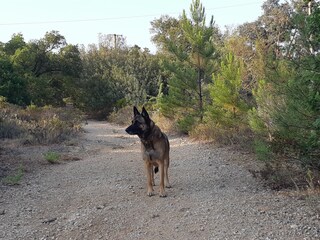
[0,98,83,144]
[43,151,60,164]
[2,164,24,185]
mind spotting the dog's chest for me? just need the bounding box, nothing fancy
[141,140,160,161]
[141,139,154,151]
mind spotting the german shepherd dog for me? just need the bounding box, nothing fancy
[125,106,171,197]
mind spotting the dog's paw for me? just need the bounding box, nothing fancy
[165,184,172,188]
[159,192,167,198]
[147,191,154,197]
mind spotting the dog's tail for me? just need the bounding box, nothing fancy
[154,166,159,174]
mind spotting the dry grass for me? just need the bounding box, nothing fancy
[0,101,83,144]
[189,122,253,146]
[108,106,132,126]
[150,111,178,134]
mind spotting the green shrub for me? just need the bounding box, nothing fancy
[3,165,24,185]
[254,139,273,162]
[43,151,60,164]
[177,115,196,134]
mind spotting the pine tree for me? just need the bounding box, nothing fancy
[157,0,219,130]
[207,53,249,127]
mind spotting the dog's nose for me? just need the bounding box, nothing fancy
[125,127,132,134]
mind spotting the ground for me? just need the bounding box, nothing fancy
[0,121,319,240]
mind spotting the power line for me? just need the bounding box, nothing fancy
[0,14,159,26]
[0,1,262,26]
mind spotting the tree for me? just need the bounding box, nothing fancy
[153,0,220,130]
[0,31,82,107]
[0,53,29,105]
[246,0,320,170]
[272,1,320,168]
[75,40,161,118]
[180,0,219,120]
[75,44,124,118]
[3,33,26,56]
[206,52,249,138]
[120,45,161,105]
[237,0,292,58]
[150,15,184,52]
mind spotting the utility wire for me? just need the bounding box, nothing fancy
[0,1,262,26]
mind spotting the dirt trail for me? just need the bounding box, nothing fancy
[0,121,319,240]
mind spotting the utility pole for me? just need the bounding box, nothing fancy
[112,34,123,49]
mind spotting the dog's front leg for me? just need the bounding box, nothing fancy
[158,163,167,197]
[145,162,154,196]
[151,167,155,186]
[164,161,171,189]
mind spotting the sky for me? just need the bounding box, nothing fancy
[0,0,265,52]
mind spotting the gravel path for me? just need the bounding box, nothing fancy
[0,121,319,240]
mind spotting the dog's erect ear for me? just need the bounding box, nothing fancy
[133,106,140,116]
[141,106,150,122]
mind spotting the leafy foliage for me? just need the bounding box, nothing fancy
[241,0,320,187]
[0,31,82,107]
[207,53,249,125]
[0,54,29,105]
[153,0,220,131]
[75,42,161,119]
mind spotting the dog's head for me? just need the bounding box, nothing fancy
[125,106,152,136]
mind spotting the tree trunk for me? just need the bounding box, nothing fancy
[197,58,203,121]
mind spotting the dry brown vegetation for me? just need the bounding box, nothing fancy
[0,98,84,183]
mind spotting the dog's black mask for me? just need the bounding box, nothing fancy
[125,120,144,136]
[125,106,151,137]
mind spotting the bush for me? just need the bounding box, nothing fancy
[43,151,60,164]
[2,164,24,185]
[0,99,83,144]
[108,105,132,126]
[0,98,25,138]
[150,111,177,133]
[0,118,24,139]
[177,115,196,134]
[253,139,273,163]
[190,122,252,145]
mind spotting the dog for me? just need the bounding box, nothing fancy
[125,106,171,197]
